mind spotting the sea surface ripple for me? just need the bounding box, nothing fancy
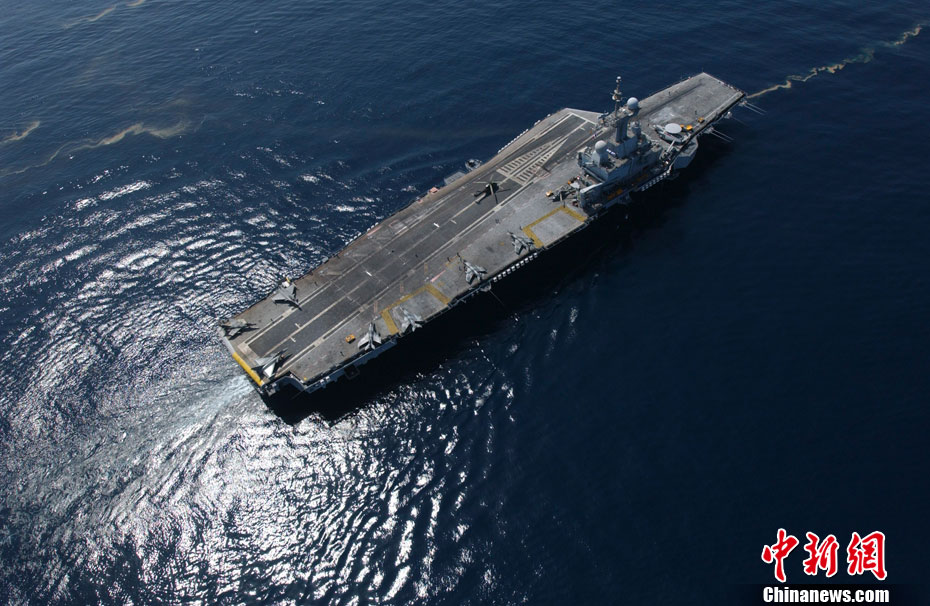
[1,0,929,603]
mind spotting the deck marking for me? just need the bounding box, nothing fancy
[522,206,588,248]
[521,226,544,248]
[243,112,585,348]
[567,110,599,126]
[259,167,554,366]
[378,282,452,336]
[561,206,587,222]
[231,351,264,386]
[498,131,574,184]
[256,114,594,374]
[381,309,399,335]
[424,283,451,305]
[251,126,542,348]
[245,174,482,343]
[277,181,535,371]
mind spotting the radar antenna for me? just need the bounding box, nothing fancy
[612,76,623,114]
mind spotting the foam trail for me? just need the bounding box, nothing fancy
[77,121,189,149]
[748,24,924,99]
[126,0,145,6]
[0,121,189,178]
[0,121,40,145]
[64,6,116,29]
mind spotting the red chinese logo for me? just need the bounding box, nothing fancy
[847,531,887,580]
[761,528,799,583]
[802,532,839,577]
[763,530,886,582]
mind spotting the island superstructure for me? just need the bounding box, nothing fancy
[220,73,746,397]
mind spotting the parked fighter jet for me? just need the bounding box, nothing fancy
[396,307,422,334]
[273,279,300,308]
[220,318,254,338]
[473,180,500,203]
[358,322,381,351]
[509,232,535,255]
[463,260,487,284]
[252,349,286,378]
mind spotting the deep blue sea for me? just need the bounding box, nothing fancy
[1,1,929,603]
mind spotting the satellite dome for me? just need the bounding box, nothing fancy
[593,140,609,166]
[626,97,639,111]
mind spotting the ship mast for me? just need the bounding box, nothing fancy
[610,75,631,142]
[612,76,623,114]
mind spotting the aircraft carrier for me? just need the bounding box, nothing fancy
[220,73,746,397]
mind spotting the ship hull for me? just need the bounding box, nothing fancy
[221,73,745,402]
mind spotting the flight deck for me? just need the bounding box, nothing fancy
[220,73,745,396]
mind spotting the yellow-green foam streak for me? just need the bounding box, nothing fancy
[0,121,189,178]
[79,121,188,148]
[63,6,116,29]
[63,0,145,28]
[0,121,40,145]
[748,23,924,99]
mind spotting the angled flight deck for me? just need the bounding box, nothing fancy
[221,73,745,396]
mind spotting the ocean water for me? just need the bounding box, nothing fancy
[1,0,928,603]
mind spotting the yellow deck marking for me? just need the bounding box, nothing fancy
[232,351,264,386]
[379,283,452,335]
[561,206,587,223]
[521,226,544,248]
[424,283,451,305]
[522,205,587,248]
[381,309,399,335]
